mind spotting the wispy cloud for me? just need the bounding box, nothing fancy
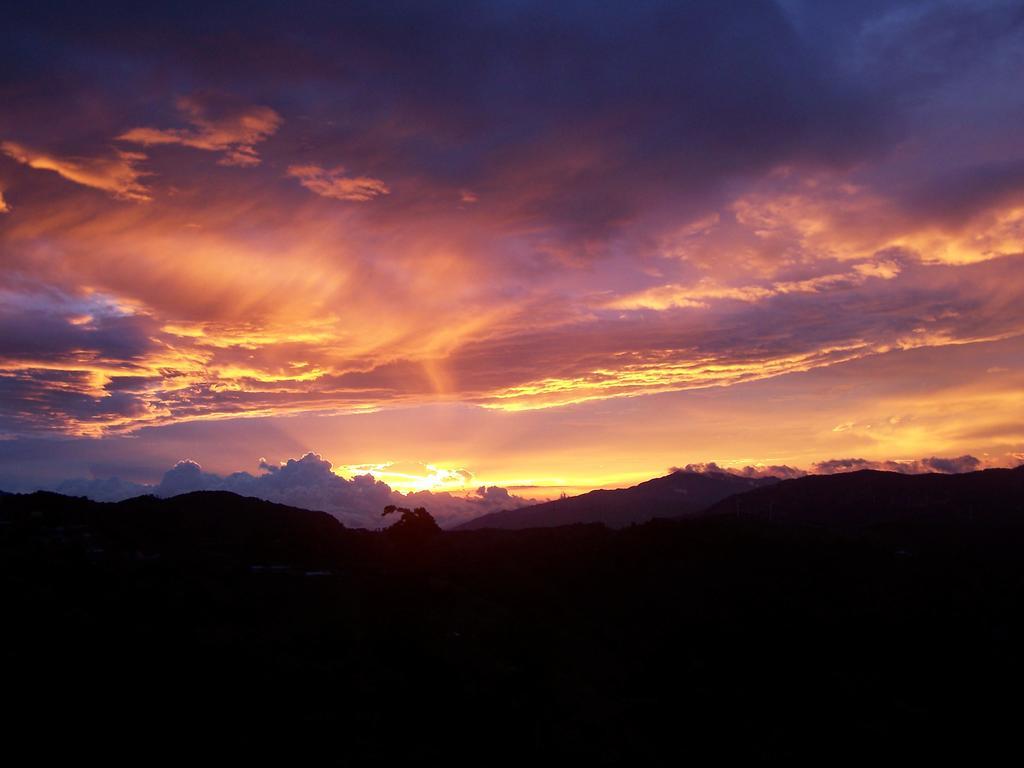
[287,164,390,201]
[0,187,8,213]
[606,258,903,311]
[0,141,150,201]
[118,95,281,167]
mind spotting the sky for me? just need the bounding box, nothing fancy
[1,1,1023,525]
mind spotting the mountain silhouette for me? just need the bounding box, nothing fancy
[456,470,778,530]
[2,489,353,566]
[703,465,1024,530]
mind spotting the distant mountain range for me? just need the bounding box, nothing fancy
[702,465,1024,530]
[456,470,778,530]
[457,465,1024,530]
[8,465,1022,533]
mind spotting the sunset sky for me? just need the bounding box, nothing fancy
[1,1,1023,523]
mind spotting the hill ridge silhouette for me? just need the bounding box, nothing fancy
[456,469,779,530]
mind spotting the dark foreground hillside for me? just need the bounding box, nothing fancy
[3,471,1024,762]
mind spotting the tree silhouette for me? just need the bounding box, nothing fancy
[382,504,441,537]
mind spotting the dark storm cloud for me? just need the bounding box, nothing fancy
[905,159,1024,227]
[849,0,1024,88]
[0,299,158,363]
[5,1,1022,238]
[1,0,891,238]
[0,287,170,434]
[0,372,151,434]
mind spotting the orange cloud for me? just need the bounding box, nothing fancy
[0,187,8,213]
[3,135,1024,440]
[477,342,876,411]
[889,206,1024,265]
[287,164,390,201]
[607,258,902,311]
[0,141,151,201]
[729,173,1024,267]
[118,95,281,167]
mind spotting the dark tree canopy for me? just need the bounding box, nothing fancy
[382,505,441,537]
